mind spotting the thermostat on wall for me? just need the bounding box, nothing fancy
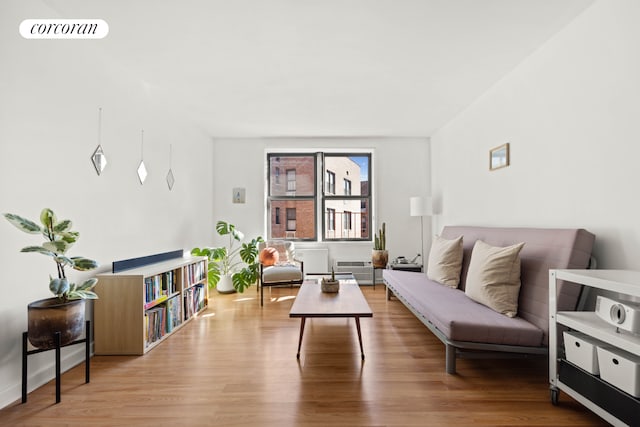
[233,188,245,204]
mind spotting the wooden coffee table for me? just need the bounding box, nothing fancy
[289,274,373,360]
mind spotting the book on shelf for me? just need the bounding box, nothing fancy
[144,270,178,304]
[185,261,206,288]
[183,283,206,320]
[144,305,167,347]
[144,294,168,310]
[166,295,182,332]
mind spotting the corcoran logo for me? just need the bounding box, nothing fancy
[19,19,109,39]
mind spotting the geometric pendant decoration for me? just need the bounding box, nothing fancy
[137,129,147,185]
[166,168,175,190]
[137,160,148,185]
[91,107,108,175]
[92,144,107,175]
[166,144,174,190]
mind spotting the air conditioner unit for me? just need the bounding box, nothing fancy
[334,260,373,285]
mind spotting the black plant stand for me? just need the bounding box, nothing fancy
[22,320,91,404]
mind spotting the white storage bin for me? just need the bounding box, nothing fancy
[563,331,607,375]
[597,346,640,397]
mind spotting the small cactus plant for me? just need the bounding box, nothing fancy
[374,222,386,250]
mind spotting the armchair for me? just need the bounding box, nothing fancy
[257,240,304,306]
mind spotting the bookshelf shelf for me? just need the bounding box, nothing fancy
[94,255,208,355]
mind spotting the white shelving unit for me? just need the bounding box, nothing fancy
[549,269,640,427]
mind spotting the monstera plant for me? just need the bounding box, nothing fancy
[4,208,99,349]
[191,220,263,294]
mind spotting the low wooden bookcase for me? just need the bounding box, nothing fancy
[94,255,208,355]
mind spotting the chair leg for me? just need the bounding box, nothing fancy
[260,283,264,306]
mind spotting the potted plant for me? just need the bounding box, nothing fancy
[321,268,339,293]
[3,208,99,350]
[191,220,263,294]
[372,222,388,268]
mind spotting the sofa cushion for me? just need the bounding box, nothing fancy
[426,235,464,288]
[383,270,544,346]
[440,226,595,345]
[465,240,525,317]
[262,265,303,284]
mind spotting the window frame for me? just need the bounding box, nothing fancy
[266,151,372,243]
[321,152,372,242]
[327,208,336,231]
[267,153,318,241]
[344,178,352,196]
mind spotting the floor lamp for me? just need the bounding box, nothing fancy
[410,196,433,266]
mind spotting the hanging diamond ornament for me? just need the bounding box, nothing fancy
[92,145,107,175]
[137,129,147,185]
[91,107,108,175]
[166,169,175,190]
[166,144,175,190]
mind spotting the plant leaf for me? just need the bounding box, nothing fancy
[211,247,227,261]
[43,240,69,254]
[40,208,56,228]
[70,257,99,271]
[239,242,259,264]
[53,219,72,233]
[77,278,98,291]
[21,246,55,256]
[49,277,69,296]
[3,213,42,234]
[68,290,98,300]
[231,228,244,241]
[60,231,79,244]
[215,220,233,236]
[55,255,74,267]
[203,263,220,289]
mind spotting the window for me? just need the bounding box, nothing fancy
[286,208,296,231]
[326,171,335,194]
[343,211,352,230]
[267,152,371,242]
[267,154,316,240]
[322,153,371,241]
[344,178,351,196]
[286,169,296,192]
[327,208,336,234]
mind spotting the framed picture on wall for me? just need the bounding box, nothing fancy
[490,143,510,170]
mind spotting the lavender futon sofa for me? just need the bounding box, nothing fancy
[383,226,595,374]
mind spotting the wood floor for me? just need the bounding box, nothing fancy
[1,286,607,426]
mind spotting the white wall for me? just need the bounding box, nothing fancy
[431,0,640,270]
[0,3,214,408]
[212,138,431,268]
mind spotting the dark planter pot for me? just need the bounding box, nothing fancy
[372,250,389,268]
[27,298,86,350]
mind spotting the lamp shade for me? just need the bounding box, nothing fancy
[410,196,433,217]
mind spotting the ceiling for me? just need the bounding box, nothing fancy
[44,0,594,138]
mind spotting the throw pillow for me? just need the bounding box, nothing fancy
[267,241,290,264]
[259,247,279,266]
[426,235,464,288]
[464,240,525,318]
